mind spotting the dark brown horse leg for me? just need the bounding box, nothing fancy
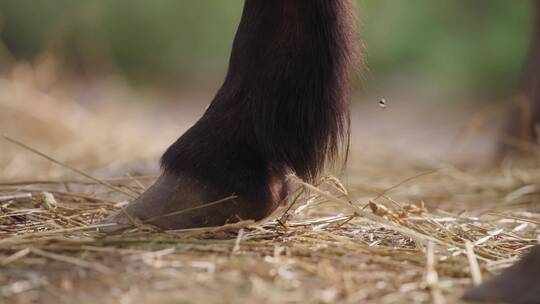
[501,0,540,155]
[99,0,358,234]
[463,245,540,304]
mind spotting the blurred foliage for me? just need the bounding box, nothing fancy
[359,0,532,95]
[0,0,533,94]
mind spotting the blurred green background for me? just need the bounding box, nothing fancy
[0,0,533,97]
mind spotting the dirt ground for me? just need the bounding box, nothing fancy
[1,65,539,304]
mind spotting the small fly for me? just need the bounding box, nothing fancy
[378,98,387,109]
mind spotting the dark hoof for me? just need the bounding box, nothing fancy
[97,172,271,235]
[462,245,540,304]
[98,209,142,235]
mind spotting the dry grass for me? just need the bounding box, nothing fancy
[1,63,540,304]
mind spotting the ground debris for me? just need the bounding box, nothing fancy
[1,164,539,304]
